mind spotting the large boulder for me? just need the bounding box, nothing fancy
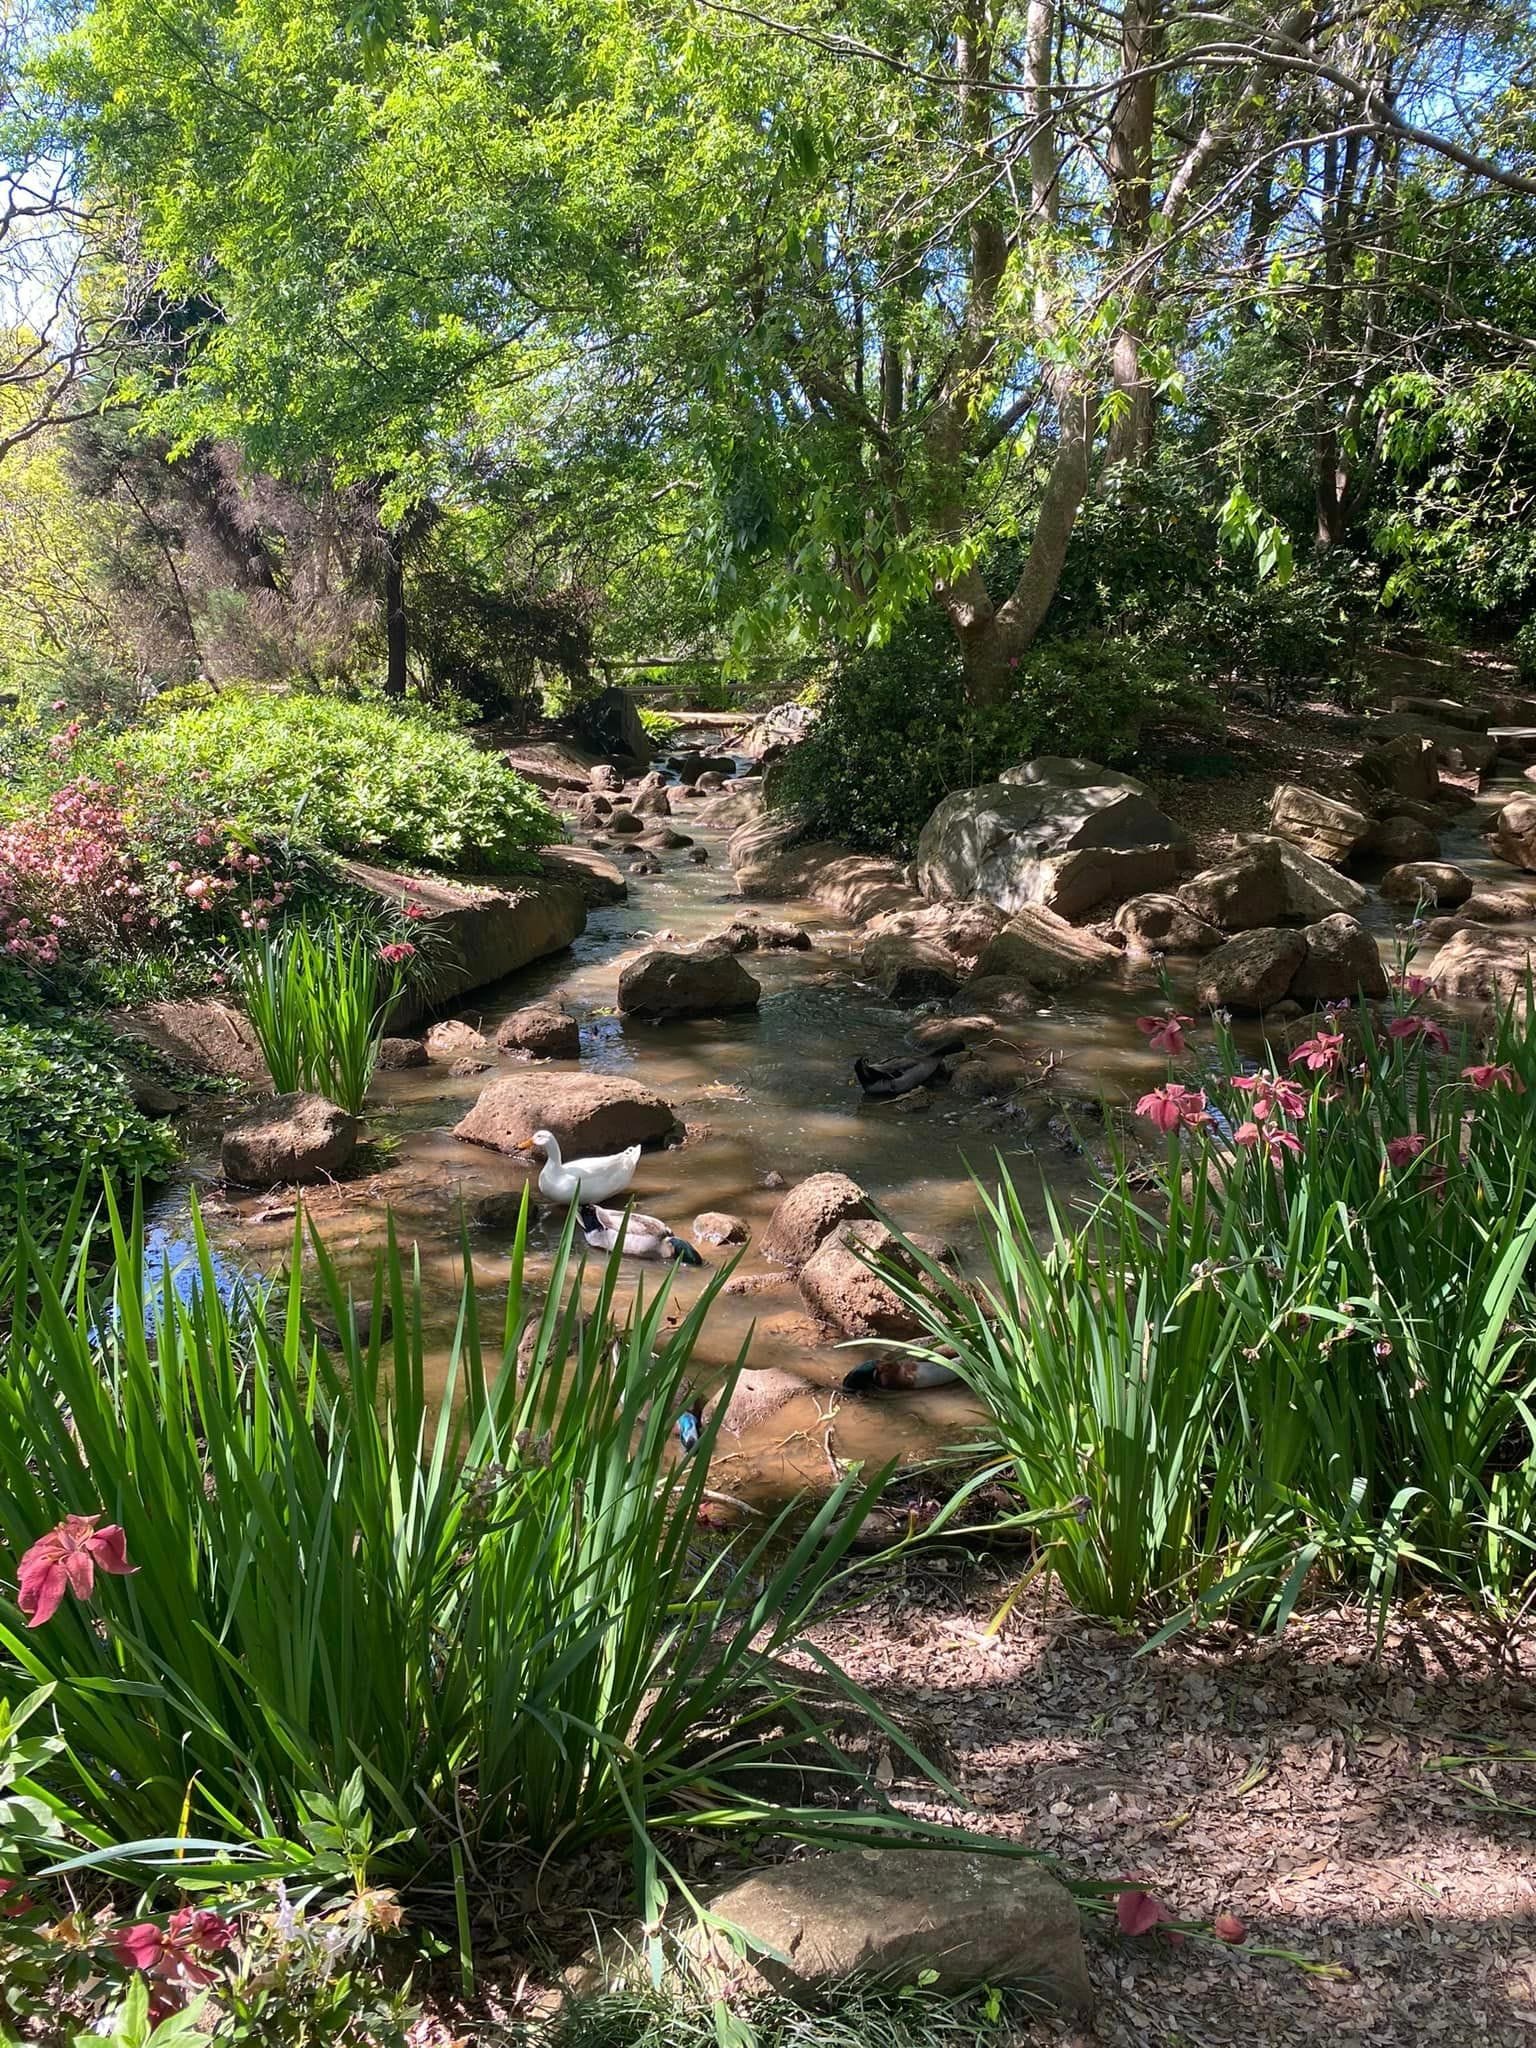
[683,1850,1090,2010]
[798,1220,943,1340]
[1352,733,1440,805]
[946,974,1041,1024]
[499,737,601,793]
[1491,793,1536,871]
[1245,835,1370,917]
[1365,814,1440,863]
[344,863,586,1029]
[617,948,761,1017]
[453,1073,677,1155]
[1422,926,1536,1008]
[1291,914,1389,1005]
[1365,714,1496,777]
[1267,784,1371,865]
[495,1003,580,1059]
[538,847,628,907]
[1178,842,1287,931]
[761,1172,872,1268]
[728,814,914,921]
[859,900,1006,976]
[1195,928,1308,1013]
[571,685,652,765]
[914,760,1184,917]
[998,753,1150,794]
[1381,861,1474,909]
[1115,892,1223,953]
[221,1092,358,1187]
[699,1366,811,1436]
[972,907,1122,992]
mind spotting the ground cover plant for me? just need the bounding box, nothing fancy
[872,991,1536,1631]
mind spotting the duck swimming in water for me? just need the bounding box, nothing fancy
[516,1129,641,1204]
[853,1052,949,1100]
[577,1202,703,1266]
[842,1354,963,1394]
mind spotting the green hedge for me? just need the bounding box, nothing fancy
[113,691,558,873]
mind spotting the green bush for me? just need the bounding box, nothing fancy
[0,1018,178,1236]
[0,1194,981,1916]
[772,609,1210,855]
[111,690,558,872]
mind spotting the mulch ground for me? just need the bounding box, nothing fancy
[803,1559,1536,2046]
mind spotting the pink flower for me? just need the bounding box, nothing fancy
[112,1906,236,2016]
[16,1514,136,1627]
[1135,1083,1211,1134]
[1137,1013,1194,1056]
[1399,973,1435,998]
[1386,1134,1428,1167]
[1231,1072,1307,1123]
[1289,1030,1345,1073]
[1235,1121,1303,1161]
[1213,1910,1248,1944]
[1463,1063,1523,1093]
[1116,1888,1185,1943]
[402,901,428,921]
[1387,1015,1451,1053]
[184,877,212,902]
[378,941,416,966]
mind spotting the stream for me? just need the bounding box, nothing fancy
[156,739,1536,1506]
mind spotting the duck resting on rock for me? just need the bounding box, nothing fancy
[842,1353,963,1393]
[578,1202,703,1266]
[516,1129,640,1204]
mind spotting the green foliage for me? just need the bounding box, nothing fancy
[0,1191,980,1920]
[1160,560,1374,711]
[0,1018,177,1237]
[110,690,558,872]
[872,1006,1536,1628]
[236,920,405,1114]
[545,1978,1037,2048]
[772,610,1209,855]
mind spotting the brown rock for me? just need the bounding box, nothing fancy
[453,1072,677,1155]
[860,933,962,1003]
[859,900,1006,974]
[1352,733,1440,805]
[1268,784,1372,864]
[1422,926,1536,1008]
[630,788,672,817]
[616,948,761,1016]
[376,1035,429,1069]
[221,1092,358,1188]
[425,1019,487,1060]
[973,907,1121,991]
[1365,814,1440,863]
[1195,928,1308,1013]
[1235,836,1369,917]
[539,847,628,907]
[692,1211,750,1247]
[607,811,645,836]
[1178,842,1287,930]
[1380,862,1474,909]
[949,975,1040,1023]
[1290,913,1389,1005]
[798,1219,944,1340]
[699,1367,812,1435]
[589,763,625,793]
[1491,793,1536,871]
[761,1171,872,1267]
[1463,884,1536,921]
[494,1004,580,1059]
[1115,892,1223,953]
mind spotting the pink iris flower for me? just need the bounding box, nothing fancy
[1137,1013,1194,1056]
[16,1514,136,1627]
[1463,1062,1523,1092]
[1288,1030,1345,1073]
[1135,1083,1212,1134]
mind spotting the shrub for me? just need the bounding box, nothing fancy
[109,690,558,872]
[772,610,1210,856]
[0,1193,980,1921]
[0,1019,178,1236]
[873,995,1536,1628]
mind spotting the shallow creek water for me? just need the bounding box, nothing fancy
[158,746,1536,1505]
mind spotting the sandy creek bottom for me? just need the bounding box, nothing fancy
[154,751,1536,1508]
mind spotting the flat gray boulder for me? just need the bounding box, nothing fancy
[973,907,1122,991]
[915,759,1184,917]
[1267,784,1372,865]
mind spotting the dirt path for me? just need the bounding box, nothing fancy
[808,1560,1536,2045]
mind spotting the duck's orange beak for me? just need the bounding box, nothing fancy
[515,1138,535,1153]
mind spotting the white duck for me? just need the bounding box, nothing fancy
[517,1129,641,1205]
[578,1203,703,1266]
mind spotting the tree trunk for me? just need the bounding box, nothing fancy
[383,530,408,696]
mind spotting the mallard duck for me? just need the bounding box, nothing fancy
[853,1052,948,1100]
[842,1354,963,1393]
[577,1202,703,1266]
[516,1129,640,1204]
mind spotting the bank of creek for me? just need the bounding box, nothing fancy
[140,669,1536,1523]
